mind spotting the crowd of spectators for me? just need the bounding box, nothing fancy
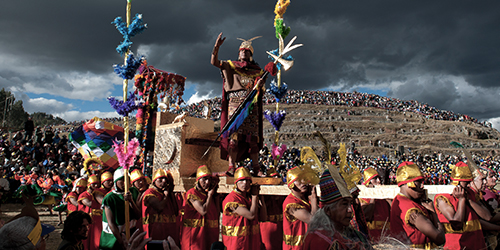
[256,143,500,186]
[170,90,492,128]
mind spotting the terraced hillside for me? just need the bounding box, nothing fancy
[220,104,500,157]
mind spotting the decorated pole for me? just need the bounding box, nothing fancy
[109,0,146,240]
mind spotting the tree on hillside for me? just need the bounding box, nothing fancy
[0,88,67,131]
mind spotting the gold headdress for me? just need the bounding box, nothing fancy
[362,167,379,186]
[237,36,262,55]
[396,161,424,187]
[450,161,473,185]
[83,156,103,174]
[286,166,303,188]
[338,143,362,194]
[152,169,169,183]
[75,178,88,187]
[196,165,212,182]
[234,167,252,183]
[88,175,99,185]
[130,169,145,183]
[101,171,113,183]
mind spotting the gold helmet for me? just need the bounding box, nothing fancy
[152,169,169,183]
[234,167,252,184]
[75,178,88,187]
[88,175,99,185]
[130,169,145,183]
[196,165,212,182]
[362,167,379,186]
[450,161,473,185]
[237,36,262,55]
[101,171,113,183]
[286,167,303,189]
[396,161,424,187]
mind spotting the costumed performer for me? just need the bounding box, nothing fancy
[302,169,372,250]
[141,168,180,246]
[222,167,267,249]
[77,175,105,250]
[282,166,317,250]
[433,162,486,250]
[100,171,114,195]
[360,167,391,243]
[390,161,445,249]
[100,167,141,250]
[67,178,87,214]
[181,165,220,250]
[211,32,266,177]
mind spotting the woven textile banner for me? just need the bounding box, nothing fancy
[69,117,124,170]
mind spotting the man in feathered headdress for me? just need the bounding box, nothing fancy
[211,32,266,177]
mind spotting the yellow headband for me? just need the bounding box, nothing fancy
[27,219,42,246]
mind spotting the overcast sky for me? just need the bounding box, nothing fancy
[1,1,500,129]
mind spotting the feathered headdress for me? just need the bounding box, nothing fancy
[237,36,262,55]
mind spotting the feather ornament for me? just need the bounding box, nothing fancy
[267,79,288,103]
[113,53,144,80]
[268,49,293,71]
[113,138,140,169]
[313,131,331,162]
[264,109,287,131]
[112,14,147,55]
[108,92,143,116]
[271,143,287,161]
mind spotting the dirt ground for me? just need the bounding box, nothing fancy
[0,203,64,249]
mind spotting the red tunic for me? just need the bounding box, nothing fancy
[77,189,103,250]
[360,198,391,243]
[260,195,284,250]
[66,191,79,213]
[142,188,179,246]
[390,193,435,249]
[434,189,485,250]
[282,193,310,250]
[303,228,371,250]
[180,187,219,250]
[222,190,261,250]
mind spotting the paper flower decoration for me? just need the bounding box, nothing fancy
[113,138,140,169]
[113,53,144,80]
[271,143,287,161]
[267,79,288,103]
[264,109,287,131]
[108,92,143,116]
[268,49,293,71]
[112,13,147,55]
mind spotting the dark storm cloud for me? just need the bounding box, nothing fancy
[1,0,500,121]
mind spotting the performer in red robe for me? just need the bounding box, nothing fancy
[360,167,391,243]
[77,175,105,250]
[434,162,485,250]
[222,167,265,249]
[390,162,445,249]
[260,195,284,250]
[66,178,87,214]
[211,32,266,177]
[282,167,317,250]
[99,171,113,195]
[142,169,179,246]
[181,165,220,250]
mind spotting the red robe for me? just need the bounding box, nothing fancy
[222,190,261,250]
[180,187,219,250]
[142,187,179,246]
[282,193,310,250]
[434,189,485,250]
[390,193,435,249]
[303,228,371,250]
[360,198,391,242]
[66,191,79,214]
[78,189,103,250]
[260,195,284,250]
